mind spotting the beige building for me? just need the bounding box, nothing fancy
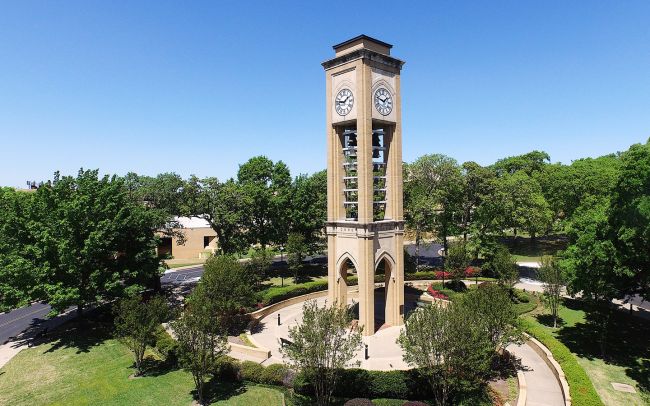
[323,35,405,335]
[158,216,218,260]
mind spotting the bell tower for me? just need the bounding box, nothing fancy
[323,35,405,335]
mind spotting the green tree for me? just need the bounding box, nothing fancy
[286,232,307,282]
[247,247,273,288]
[484,245,518,288]
[404,162,436,267]
[197,255,255,335]
[498,171,553,240]
[538,256,565,328]
[185,177,248,255]
[492,150,550,177]
[562,196,621,355]
[459,284,521,350]
[238,156,292,249]
[0,188,39,311]
[173,291,227,406]
[280,300,363,406]
[445,241,470,284]
[290,170,327,253]
[459,162,496,242]
[14,170,161,315]
[398,302,493,406]
[608,140,650,302]
[408,154,464,253]
[113,295,168,376]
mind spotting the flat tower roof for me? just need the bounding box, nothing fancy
[332,35,393,51]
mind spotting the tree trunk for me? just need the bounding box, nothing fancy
[415,227,421,269]
[77,303,84,318]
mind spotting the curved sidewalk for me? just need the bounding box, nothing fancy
[508,342,565,406]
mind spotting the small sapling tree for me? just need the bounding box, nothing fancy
[539,255,565,328]
[113,295,168,376]
[280,300,363,406]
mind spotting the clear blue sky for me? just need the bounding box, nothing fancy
[1,1,649,187]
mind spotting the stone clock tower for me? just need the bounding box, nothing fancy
[323,35,405,335]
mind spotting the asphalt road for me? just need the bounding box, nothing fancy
[3,243,646,345]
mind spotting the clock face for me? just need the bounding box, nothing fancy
[374,88,393,116]
[335,88,354,116]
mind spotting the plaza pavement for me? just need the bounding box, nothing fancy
[247,294,567,405]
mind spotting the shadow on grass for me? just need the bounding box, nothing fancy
[136,356,180,378]
[534,314,566,328]
[200,379,246,403]
[553,298,650,394]
[42,316,112,354]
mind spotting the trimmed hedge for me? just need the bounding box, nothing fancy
[520,317,604,406]
[260,280,328,305]
[294,368,432,400]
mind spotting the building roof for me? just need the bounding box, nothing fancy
[174,216,211,229]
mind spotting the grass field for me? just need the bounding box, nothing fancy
[0,320,284,406]
[525,299,650,405]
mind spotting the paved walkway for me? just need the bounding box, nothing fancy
[250,296,410,370]
[508,342,565,406]
[248,296,566,405]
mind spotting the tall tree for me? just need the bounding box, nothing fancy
[185,176,248,255]
[608,140,650,302]
[562,196,621,355]
[290,170,327,253]
[408,154,463,253]
[404,162,437,267]
[459,162,495,242]
[286,232,308,282]
[498,171,552,240]
[238,156,292,249]
[16,170,161,315]
[492,150,550,177]
[0,188,40,311]
[280,300,363,406]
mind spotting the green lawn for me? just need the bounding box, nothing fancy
[524,299,650,406]
[0,320,283,406]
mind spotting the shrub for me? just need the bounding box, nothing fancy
[154,327,179,365]
[261,280,329,305]
[213,356,241,381]
[344,399,374,406]
[240,360,264,382]
[259,363,289,386]
[402,402,430,406]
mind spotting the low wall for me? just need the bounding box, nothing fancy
[228,342,271,360]
[524,333,572,406]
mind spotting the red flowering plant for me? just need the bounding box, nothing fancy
[426,284,449,300]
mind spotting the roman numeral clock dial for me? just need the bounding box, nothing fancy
[374,87,393,116]
[335,88,354,116]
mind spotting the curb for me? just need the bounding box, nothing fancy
[516,370,527,406]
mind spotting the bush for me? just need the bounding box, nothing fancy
[344,399,374,406]
[259,363,290,386]
[261,280,329,305]
[213,355,241,381]
[240,360,264,382]
[402,402,430,406]
[154,327,179,365]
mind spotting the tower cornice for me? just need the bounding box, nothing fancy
[322,48,405,71]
